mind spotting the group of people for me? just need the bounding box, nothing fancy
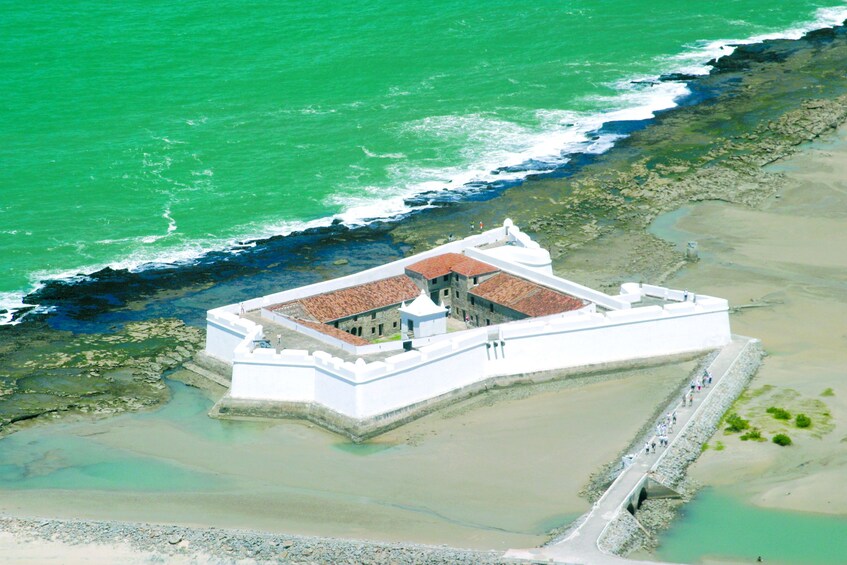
[644,367,714,455]
[645,409,677,454]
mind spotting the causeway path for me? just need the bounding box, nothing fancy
[504,336,752,564]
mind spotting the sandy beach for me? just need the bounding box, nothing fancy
[660,123,847,517]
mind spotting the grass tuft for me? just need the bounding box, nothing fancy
[773,434,792,447]
[766,406,791,420]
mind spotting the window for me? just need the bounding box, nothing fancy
[353,315,358,322]
[334,322,339,328]
[393,321,397,328]
[443,289,449,296]
[485,319,490,326]
[430,278,437,285]
[371,312,376,320]
[443,275,448,282]
[489,302,494,313]
[371,327,376,334]
[454,274,459,281]
[470,296,475,306]
[473,276,478,285]
[455,290,459,298]
[378,323,384,336]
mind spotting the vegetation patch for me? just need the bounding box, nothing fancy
[773,434,792,447]
[820,388,835,397]
[724,413,750,433]
[766,406,791,420]
[740,428,765,442]
[728,386,834,440]
[795,413,811,428]
[714,441,725,451]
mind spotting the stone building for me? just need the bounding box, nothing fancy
[404,252,500,317]
[267,253,588,342]
[467,272,586,326]
[269,275,419,343]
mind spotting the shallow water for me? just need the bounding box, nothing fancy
[654,488,847,565]
[0,365,691,549]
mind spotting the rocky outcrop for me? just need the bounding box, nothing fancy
[0,319,204,437]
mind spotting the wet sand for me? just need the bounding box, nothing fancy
[650,123,847,517]
[0,361,694,551]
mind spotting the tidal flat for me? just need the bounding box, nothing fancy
[0,362,693,550]
[3,21,847,564]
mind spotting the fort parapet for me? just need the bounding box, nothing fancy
[203,220,731,438]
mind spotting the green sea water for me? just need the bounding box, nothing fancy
[655,488,847,565]
[2,1,846,315]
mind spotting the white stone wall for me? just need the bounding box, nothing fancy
[207,221,733,422]
[224,287,730,420]
[487,300,730,377]
[205,310,262,363]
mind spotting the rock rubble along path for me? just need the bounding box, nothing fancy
[505,336,755,565]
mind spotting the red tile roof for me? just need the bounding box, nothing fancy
[470,273,585,317]
[405,253,498,279]
[293,318,370,346]
[270,275,420,323]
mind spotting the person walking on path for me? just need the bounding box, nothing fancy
[645,442,651,455]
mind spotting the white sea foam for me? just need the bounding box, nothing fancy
[360,146,407,159]
[666,5,847,76]
[3,6,847,325]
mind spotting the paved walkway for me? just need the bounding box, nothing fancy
[504,336,752,565]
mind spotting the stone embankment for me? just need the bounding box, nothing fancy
[651,339,763,489]
[0,517,514,565]
[598,338,764,557]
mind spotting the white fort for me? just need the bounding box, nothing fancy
[204,219,731,435]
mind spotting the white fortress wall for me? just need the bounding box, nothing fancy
[230,348,315,402]
[224,285,729,420]
[208,219,734,422]
[352,331,489,418]
[487,298,730,377]
[206,309,263,363]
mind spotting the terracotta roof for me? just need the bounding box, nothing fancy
[470,273,585,317]
[293,318,370,346]
[271,275,420,323]
[452,256,500,277]
[405,253,498,279]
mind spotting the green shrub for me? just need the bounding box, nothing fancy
[766,406,791,420]
[795,413,811,428]
[724,413,750,433]
[740,428,765,442]
[821,388,835,397]
[714,441,725,451]
[773,434,792,446]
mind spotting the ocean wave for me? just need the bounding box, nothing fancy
[3,6,847,325]
[665,5,847,76]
